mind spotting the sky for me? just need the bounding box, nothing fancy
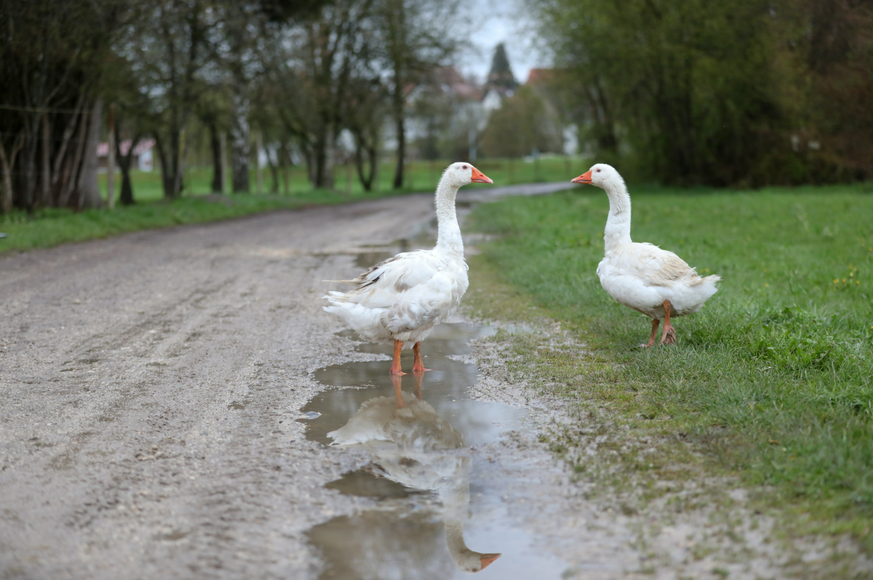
[455,0,546,85]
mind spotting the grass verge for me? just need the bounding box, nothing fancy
[95,158,575,203]
[465,181,873,553]
[0,189,400,255]
[1,156,582,255]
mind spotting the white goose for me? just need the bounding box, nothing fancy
[572,163,721,346]
[328,374,501,573]
[324,162,492,374]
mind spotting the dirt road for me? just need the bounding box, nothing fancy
[0,186,586,580]
[1,185,863,579]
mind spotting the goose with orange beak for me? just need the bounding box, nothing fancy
[572,163,721,346]
[325,162,493,373]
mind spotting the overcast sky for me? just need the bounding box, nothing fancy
[455,0,546,85]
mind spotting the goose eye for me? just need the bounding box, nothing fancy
[463,165,468,169]
[596,168,601,172]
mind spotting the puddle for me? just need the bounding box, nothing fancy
[301,322,572,579]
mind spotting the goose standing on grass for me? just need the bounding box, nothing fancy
[324,162,493,375]
[572,163,721,347]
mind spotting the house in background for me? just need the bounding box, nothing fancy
[394,66,487,161]
[97,139,155,172]
[525,68,578,156]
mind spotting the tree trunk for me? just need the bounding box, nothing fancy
[355,139,377,192]
[0,133,24,214]
[230,90,250,193]
[154,134,171,198]
[116,125,140,206]
[312,125,336,189]
[219,131,228,194]
[265,144,279,193]
[51,93,86,195]
[278,141,290,195]
[209,121,222,193]
[58,106,89,208]
[79,99,104,210]
[255,132,263,194]
[39,113,51,208]
[392,109,405,190]
[172,129,185,198]
[22,114,42,214]
[107,104,115,209]
[155,129,183,199]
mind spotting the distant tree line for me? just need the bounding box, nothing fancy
[0,0,466,214]
[3,0,869,216]
[531,0,873,186]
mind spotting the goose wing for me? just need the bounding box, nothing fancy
[619,243,700,287]
[339,250,461,307]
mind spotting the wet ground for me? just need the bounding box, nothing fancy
[1,183,602,580]
[302,323,571,579]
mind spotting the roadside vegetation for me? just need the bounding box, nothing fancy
[465,181,873,552]
[0,156,573,256]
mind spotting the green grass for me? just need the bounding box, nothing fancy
[97,156,580,202]
[1,156,580,255]
[466,181,873,548]
[0,189,401,255]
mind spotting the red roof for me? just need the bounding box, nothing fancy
[526,68,556,85]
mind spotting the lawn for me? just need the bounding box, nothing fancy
[0,156,579,255]
[465,181,873,547]
[107,156,577,202]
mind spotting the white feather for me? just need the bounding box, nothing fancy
[326,387,500,572]
[324,162,483,348]
[578,163,721,333]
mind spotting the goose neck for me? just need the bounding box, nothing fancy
[444,518,469,560]
[603,179,633,252]
[435,180,464,255]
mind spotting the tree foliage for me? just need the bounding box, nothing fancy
[530,0,873,185]
[0,0,126,212]
[370,0,466,188]
[481,86,561,158]
[486,43,518,93]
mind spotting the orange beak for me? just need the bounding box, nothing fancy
[471,166,493,184]
[571,170,592,184]
[479,553,501,571]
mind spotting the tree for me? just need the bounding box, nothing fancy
[795,0,873,179]
[371,0,465,189]
[116,1,219,198]
[0,0,125,212]
[481,85,561,158]
[214,2,269,193]
[286,0,376,189]
[345,77,387,191]
[531,0,790,185]
[486,43,518,93]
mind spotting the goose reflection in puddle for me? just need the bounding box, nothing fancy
[327,372,501,573]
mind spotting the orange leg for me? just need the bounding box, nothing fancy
[660,300,677,345]
[391,374,405,408]
[642,318,660,348]
[412,371,424,400]
[411,341,431,373]
[389,339,406,375]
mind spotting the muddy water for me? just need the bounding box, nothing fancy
[301,322,572,579]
